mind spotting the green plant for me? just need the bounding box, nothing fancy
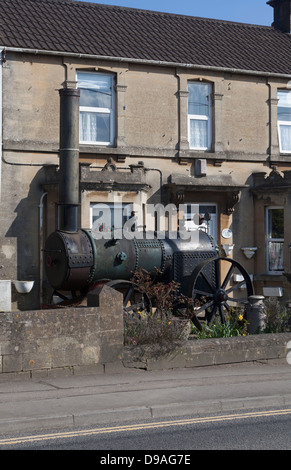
[190,306,248,339]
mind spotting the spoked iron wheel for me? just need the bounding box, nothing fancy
[190,257,254,327]
[106,280,152,315]
[48,287,89,307]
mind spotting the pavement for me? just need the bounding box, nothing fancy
[0,359,291,435]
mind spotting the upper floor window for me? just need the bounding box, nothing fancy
[77,71,115,146]
[188,82,212,150]
[278,90,291,153]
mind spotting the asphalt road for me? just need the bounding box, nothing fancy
[1,407,291,450]
[1,359,291,452]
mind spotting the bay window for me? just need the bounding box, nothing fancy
[188,82,212,150]
[278,90,291,153]
[77,71,115,145]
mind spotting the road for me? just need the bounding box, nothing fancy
[1,407,291,450]
[0,360,291,451]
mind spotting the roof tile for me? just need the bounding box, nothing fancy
[0,0,290,75]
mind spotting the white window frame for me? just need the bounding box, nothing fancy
[185,203,218,242]
[77,71,115,146]
[266,206,284,274]
[188,82,212,151]
[277,90,291,154]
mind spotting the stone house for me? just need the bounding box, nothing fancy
[0,0,291,310]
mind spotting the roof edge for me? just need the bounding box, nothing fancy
[3,45,291,79]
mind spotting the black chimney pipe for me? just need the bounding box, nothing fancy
[58,87,80,232]
[267,0,291,33]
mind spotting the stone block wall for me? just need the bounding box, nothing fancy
[0,285,124,375]
[123,332,291,370]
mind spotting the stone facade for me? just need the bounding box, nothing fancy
[0,1,291,310]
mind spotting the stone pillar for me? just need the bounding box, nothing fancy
[116,80,128,148]
[247,295,266,334]
[213,90,224,153]
[176,72,189,152]
[87,284,124,362]
[267,80,280,161]
[0,280,11,312]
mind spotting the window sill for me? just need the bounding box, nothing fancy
[189,147,211,152]
[80,144,117,153]
[254,273,285,281]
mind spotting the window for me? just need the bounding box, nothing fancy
[278,90,291,153]
[188,82,212,150]
[90,203,132,233]
[266,207,284,273]
[185,204,217,241]
[77,72,115,145]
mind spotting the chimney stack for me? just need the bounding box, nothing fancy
[267,0,291,33]
[58,87,80,232]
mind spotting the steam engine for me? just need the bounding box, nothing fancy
[43,86,254,326]
[44,229,217,297]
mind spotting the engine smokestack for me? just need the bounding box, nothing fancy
[58,87,80,232]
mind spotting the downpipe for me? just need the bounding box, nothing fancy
[39,191,47,305]
[0,47,4,201]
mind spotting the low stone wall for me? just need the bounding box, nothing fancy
[0,284,291,377]
[123,332,291,370]
[0,285,124,375]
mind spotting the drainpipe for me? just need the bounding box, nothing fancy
[39,191,47,306]
[58,87,80,232]
[144,167,163,202]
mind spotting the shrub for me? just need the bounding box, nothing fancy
[124,268,191,346]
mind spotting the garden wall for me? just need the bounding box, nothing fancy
[0,285,124,375]
[0,283,290,377]
[123,332,291,370]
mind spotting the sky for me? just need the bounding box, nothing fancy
[78,0,274,26]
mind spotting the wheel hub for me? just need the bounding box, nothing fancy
[215,289,228,303]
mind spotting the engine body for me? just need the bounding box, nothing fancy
[44,229,217,296]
